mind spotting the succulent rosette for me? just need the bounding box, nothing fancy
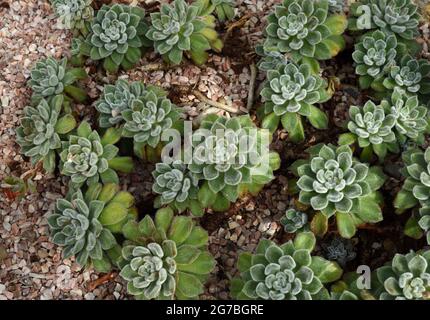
[51,0,94,32]
[81,4,152,72]
[146,0,223,65]
[231,232,342,300]
[374,251,430,300]
[280,208,308,233]
[119,208,215,300]
[260,61,331,142]
[292,144,386,238]
[263,0,347,63]
[16,95,76,173]
[59,121,134,187]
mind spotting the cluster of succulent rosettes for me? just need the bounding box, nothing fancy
[263,0,347,63]
[28,57,88,103]
[146,0,223,66]
[189,114,279,213]
[260,61,331,142]
[374,250,430,300]
[60,121,134,187]
[280,208,308,233]
[48,188,121,273]
[51,0,94,33]
[16,95,76,173]
[349,0,420,40]
[81,4,151,73]
[383,55,430,96]
[85,183,137,234]
[95,79,146,128]
[120,208,215,299]
[152,161,202,216]
[196,0,236,22]
[292,144,386,238]
[352,30,398,90]
[231,232,343,300]
[121,90,181,150]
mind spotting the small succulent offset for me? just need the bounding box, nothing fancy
[51,0,94,33]
[321,237,356,267]
[293,144,386,238]
[263,0,347,63]
[255,45,289,72]
[146,0,223,65]
[85,183,138,234]
[60,121,134,187]
[349,0,420,40]
[280,208,308,233]
[120,208,215,299]
[121,91,180,149]
[383,55,430,95]
[260,61,331,142]
[395,147,430,213]
[231,232,342,300]
[328,0,344,13]
[352,30,398,90]
[47,189,119,272]
[189,114,278,213]
[95,79,146,128]
[152,160,202,216]
[81,4,151,73]
[374,250,430,300]
[16,95,76,173]
[28,57,87,102]
[346,100,397,160]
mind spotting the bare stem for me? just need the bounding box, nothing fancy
[246,63,257,111]
[192,90,240,114]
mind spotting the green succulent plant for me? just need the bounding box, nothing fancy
[196,0,235,22]
[120,208,215,300]
[28,57,88,103]
[152,160,202,216]
[328,0,344,13]
[418,206,430,245]
[292,144,386,238]
[346,100,397,160]
[352,30,398,90]
[374,250,430,300]
[231,232,342,300]
[330,272,375,300]
[263,0,347,63]
[280,208,308,233]
[383,55,430,95]
[255,45,289,72]
[47,189,120,272]
[51,0,94,33]
[121,90,181,151]
[260,61,331,142]
[84,183,138,234]
[95,79,147,128]
[349,0,420,40]
[59,121,134,187]
[146,0,223,65]
[16,95,76,173]
[81,4,151,73]
[189,114,279,213]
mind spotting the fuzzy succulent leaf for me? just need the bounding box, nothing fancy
[95,79,147,128]
[121,91,180,148]
[375,251,430,300]
[47,189,117,269]
[84,4,151,72]
[280,208,308,233]
[120,209,214,299]
[146,0,222,65]
[51,0,94,30]
[234,236,342,300]
[350,0,420,40]
[263,0,347,61]
[16,95,75,173]
[295,144,385,230]
[352,30,398,89]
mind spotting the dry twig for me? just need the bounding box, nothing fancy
[192,90,241,114]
